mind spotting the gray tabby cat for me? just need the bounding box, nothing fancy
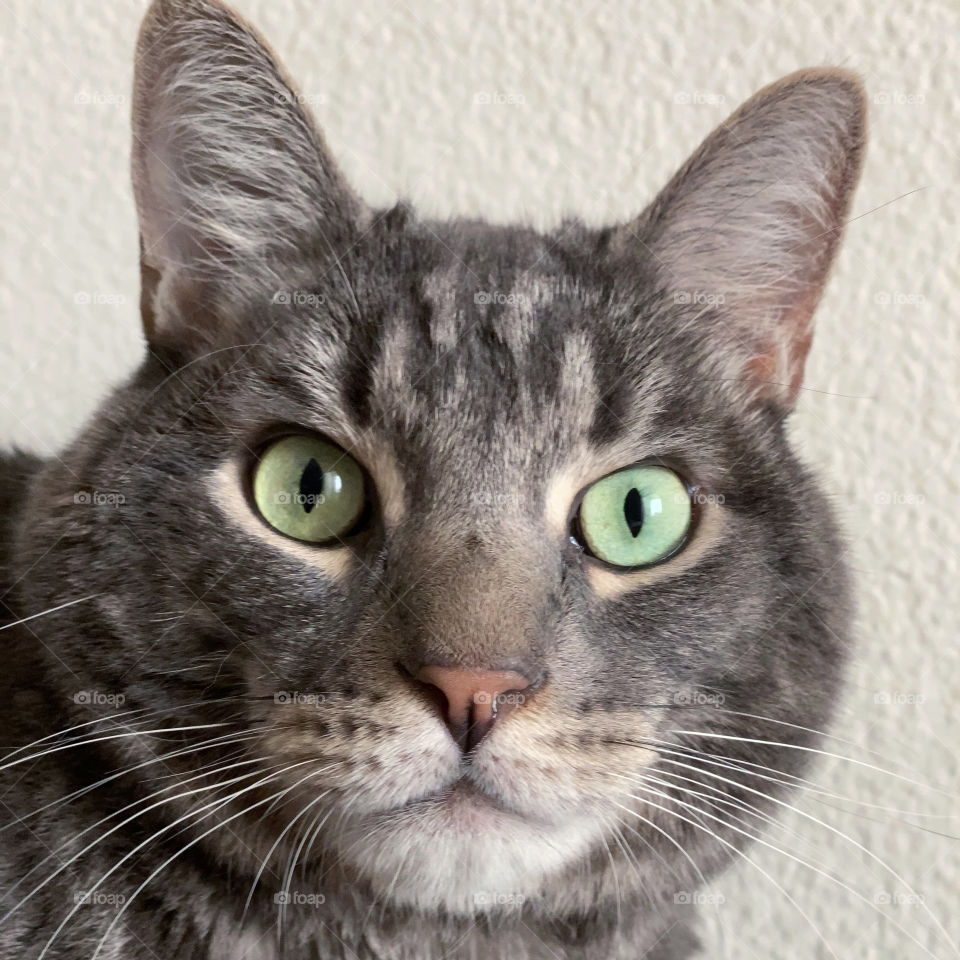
[0,0,866,957]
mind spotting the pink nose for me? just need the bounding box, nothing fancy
[415,665,535,752]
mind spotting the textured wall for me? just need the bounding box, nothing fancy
[1,1,957,956]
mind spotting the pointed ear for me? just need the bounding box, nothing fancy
[132,0,369,344]
[614,68,867,411]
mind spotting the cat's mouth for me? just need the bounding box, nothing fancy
[387,775,522,826]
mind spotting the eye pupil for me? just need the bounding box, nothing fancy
[624,487,644,538]
[299,458,324,514]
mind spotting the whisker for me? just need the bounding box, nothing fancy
[0,730,255,837]
[84,763,337,960]
[243,781,338,919]
[636,751,960,956]
[0,695,247,767]
[0,593,101,633]
[0,724,235,776]
[619,735,957,820]
[0,751,285,918]
[621,776,950,960]
[278,801,337,937]
[615,783,841,960]
[669,729,960,802]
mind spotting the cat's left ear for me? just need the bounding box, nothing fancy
[614,69,866,411]
[131,0,370,345]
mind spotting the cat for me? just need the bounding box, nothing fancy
[0,0,866,957]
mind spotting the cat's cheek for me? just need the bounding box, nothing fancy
[585,500,726,598]
[206,458,355,580]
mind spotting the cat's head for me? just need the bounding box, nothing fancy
[18,0,865,926]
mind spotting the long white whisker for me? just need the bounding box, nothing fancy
[707,708,957,785]
[0,756,282,925]
[0,730,254,837]
[611,810,730,958]
[616,784,840,960]
[669,729,960,802]
[0,594,101,632]
[2,755,296,926]
[0,739,262,906]
[624,775,951,960]
[86,764,335,960]
[647,766,796,838]
[633,756,960,957]
[0,721,236,774]
[279,801,336,936]
[641,736,958,821]
[243,783,337,918]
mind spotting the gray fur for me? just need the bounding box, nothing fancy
[0,1,866,957]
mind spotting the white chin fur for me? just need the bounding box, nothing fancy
[335,803,604,915]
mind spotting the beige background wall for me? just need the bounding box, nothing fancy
[1,0,957,956]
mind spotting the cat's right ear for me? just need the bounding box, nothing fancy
[131,0,369,347]
[612,69,866,412]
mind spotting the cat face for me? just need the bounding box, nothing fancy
[16,0,865,924]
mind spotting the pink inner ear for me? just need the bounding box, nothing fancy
[747,291,818,408]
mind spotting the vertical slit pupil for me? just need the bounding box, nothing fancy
[624,487,644,537]
[299,458,324,514]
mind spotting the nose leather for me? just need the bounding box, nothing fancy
[415,665,535,752]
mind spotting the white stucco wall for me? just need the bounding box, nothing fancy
[0,1,957,956]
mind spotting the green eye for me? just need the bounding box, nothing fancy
[577,466,691,568]
[252,435,366,544]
